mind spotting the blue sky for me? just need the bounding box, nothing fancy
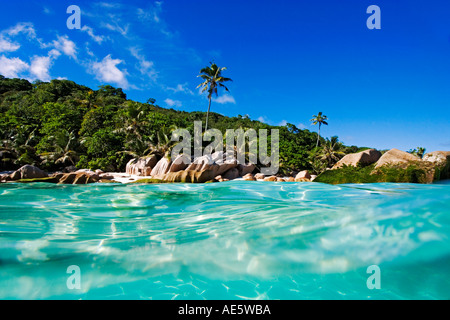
[1,0,450,152]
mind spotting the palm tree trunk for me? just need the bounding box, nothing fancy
[316,124,321,148]
[205,97,212,131]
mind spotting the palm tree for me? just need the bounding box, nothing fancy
[117,125,178,160]
[310,112,328,148]
[197,62,232,131]
[416,147,426,159]
[147,125,179,160]
[409,147,426,159]
[319,136,345,168]
[40,131,78,167]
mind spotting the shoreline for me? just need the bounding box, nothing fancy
[0,170,302,184]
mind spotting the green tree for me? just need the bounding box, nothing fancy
[311,112,328,148]
[40,130,79,168]
[197,62,232,131]
[409,147,426,159]
[318,136,345,168]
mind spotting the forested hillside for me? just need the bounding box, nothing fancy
[0,76,363,173]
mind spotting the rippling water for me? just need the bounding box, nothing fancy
[0,180,449,300]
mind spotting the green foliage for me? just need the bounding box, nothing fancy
[408,147,426,159]
[278,124,316,173]
[0,77,32,94]
[197,62,232,130]
[310,112,328,148]
[315,164,431,184]
[1,76,363,174]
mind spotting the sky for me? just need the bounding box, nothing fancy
[0,0,449,152]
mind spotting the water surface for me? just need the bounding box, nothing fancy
[0,181,449,299]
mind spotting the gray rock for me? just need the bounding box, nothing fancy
[374,149,421,169]
[126,155,159,176]
[150,157,172,178]
[10,165,47,180]
[222,168,239,180]
[333,149,382,169]
[295,170,311,180]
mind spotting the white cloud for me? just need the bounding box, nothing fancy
[81,26,105,44]
[164,98,182,108]
[257,116,269,124]
[0,22,37,53]
[137,8,160,23]
[43,7,53,15]
[102,22,130,37]
[91,54,129,88]
[48,49,61,58]
[129,47,157,80]
[213,94,236,104]
[136,2,173,37]
[51,35,77,59]
[165,83,194,95]
[0,55,29,78]
[29,55,52,82]
[84,42,95,58]
[95,2,123,9]
[0,37,20,53]
[4,22,36,38]
[278,120,288,126]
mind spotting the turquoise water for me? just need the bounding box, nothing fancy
[0,180,449,300]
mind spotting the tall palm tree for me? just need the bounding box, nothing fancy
[311,112,328,148]
[197,62,232,131]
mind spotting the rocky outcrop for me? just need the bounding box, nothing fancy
[237,164,256,176]
[423,151,450,180]
[372,149,436,184]
[150,157,172,178]
[0,173,11,182]
[168,154,191,173]
[243,173,256,181]
[374,149,421,169]
[163,170,216,183]
[63,165,78,173]
[263,176,277,182]
[180,154,238,181]
[295,170,311,181]
[423,151,450,165]
[255,173,265,180]
[223,167,239,180]
[124,151,259,183]
[59,171,99,184]
[333,149,382,169]
[126,155,159,176]
[10,165,48,180]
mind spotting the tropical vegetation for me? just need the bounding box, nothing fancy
[0,75,362,174]
[197,62,232,131]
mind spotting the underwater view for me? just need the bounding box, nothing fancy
[1,180,449,300]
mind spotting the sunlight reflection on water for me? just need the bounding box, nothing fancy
[0,181,449,299]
